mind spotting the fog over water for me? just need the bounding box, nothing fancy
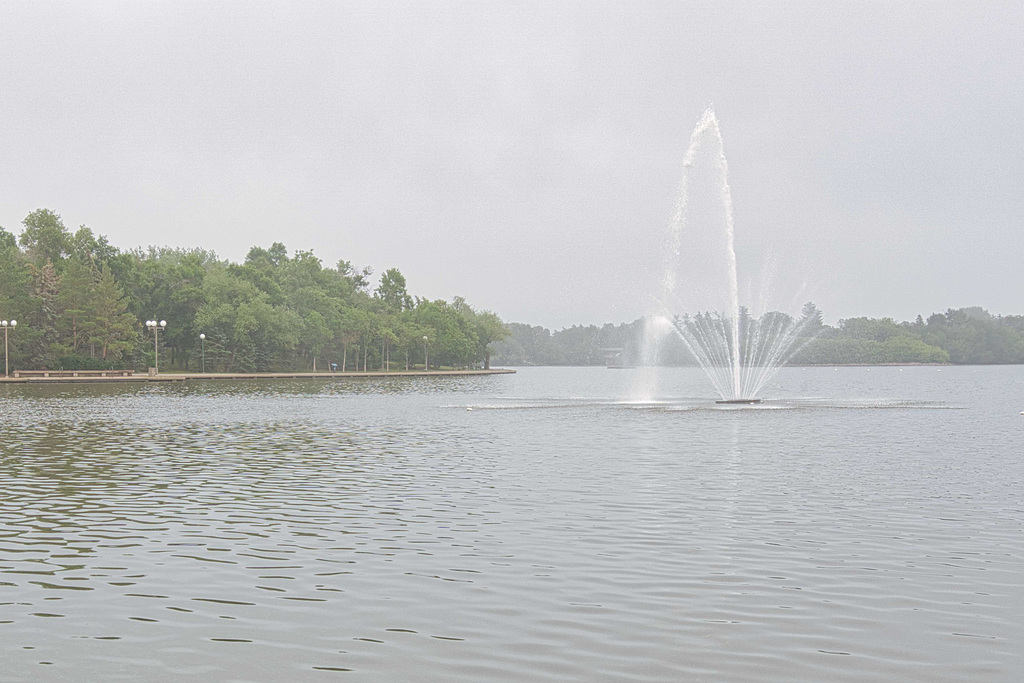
[2,2,1023,327]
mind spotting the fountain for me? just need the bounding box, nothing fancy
[652,108,811,402]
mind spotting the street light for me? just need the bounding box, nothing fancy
[199,333,206,373]
[422,335,429,372]
[146,319,167,373]
[1,319,16,378]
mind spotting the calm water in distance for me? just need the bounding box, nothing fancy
[1,366,1022,681]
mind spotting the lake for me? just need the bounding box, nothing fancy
[1,366,1021,681]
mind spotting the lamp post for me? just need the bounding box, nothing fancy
[422,335,429,372]
[199,333,206,373]
[2,319,16,378]
[146,319,167,373]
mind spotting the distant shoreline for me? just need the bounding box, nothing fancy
[785,362,952,367]
[502,363,967,368]
[0,369,516,384]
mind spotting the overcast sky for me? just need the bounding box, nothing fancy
[2,1,1021,328]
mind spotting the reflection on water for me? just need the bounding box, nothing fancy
[1,368,1022,680]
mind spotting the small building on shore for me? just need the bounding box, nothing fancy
[601,347,630,368]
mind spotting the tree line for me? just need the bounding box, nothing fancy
[0,209,508,373]
[793,304,1024,365]
[491,303,1024,366]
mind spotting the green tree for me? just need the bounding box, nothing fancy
[376,268,412,313]
[28,259,61,367]
[88,264,138,362]
[69,226,119,266]
[800,302,824,332]
[467,308,508,369]
[0,228,36,369]
[194,268,299,371]
[300,310,332,371]
[20,209,71,267]
[413,298,478,369]
[0,228,33,317]
[131,247,214,368]
[57,257,96,355]
[337,307,371,372]
[837,317,903,342]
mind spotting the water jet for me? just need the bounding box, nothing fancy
[647,108,813,402]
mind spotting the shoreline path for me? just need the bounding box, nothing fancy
[0,369,515,384]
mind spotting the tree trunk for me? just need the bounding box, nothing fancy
[405,349,409,371]
[313,356,316,372]
[342,345,347,372]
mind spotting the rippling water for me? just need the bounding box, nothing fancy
[1,367,1022,680]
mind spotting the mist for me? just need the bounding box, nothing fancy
[2,1,1021,328]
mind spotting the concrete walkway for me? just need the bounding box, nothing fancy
[0,369,515,384]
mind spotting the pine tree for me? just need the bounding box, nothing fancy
[88,264,138,362]
[58,257,95,355]
[28,259,61,367]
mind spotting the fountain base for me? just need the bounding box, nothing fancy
[715,399,763,404]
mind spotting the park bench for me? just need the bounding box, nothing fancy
[12,369,135,378]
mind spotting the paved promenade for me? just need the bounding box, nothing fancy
[0,369,515,384]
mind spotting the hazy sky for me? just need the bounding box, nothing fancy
[2,2,1021,328]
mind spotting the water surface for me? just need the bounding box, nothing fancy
[1,366,1022,680]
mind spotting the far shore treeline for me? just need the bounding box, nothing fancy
[493,303,1024,367]
[4,209,1023,373]
[0,209,509,372]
